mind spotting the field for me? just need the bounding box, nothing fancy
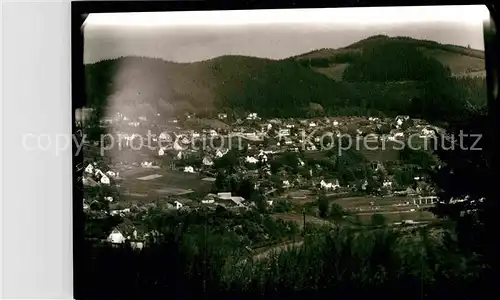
[353,210,436,224]
[117,167,213,204]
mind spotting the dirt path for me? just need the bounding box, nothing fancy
[253,240,304,261]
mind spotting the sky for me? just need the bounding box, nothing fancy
[83,5,490,64]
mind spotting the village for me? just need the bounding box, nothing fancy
[78,109,453,249]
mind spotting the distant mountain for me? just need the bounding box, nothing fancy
[84,35,486,122]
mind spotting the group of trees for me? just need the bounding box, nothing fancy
[78,221,489,298]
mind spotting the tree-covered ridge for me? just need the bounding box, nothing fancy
[83,36,487,123]
[342,42,451,82]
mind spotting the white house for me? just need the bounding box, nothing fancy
[158,148,165,156]
[361,180,368,190]
[320,179,340,190]
[298,158,305,167]
[85,164,94,174]
[216,148,229,158]
[333,120,339,127]
[309,122,317,128]
[174,201,183,210]
[306,144,317,151]
[107,229,126,244]
[278,128,290,137]
[105,170,117,178]
[257,150,268,162]
[141,161,153,168]
[282,180,291,188]
[100,175,110,185]
[105,196,113,202]
[176,151,184,160]
[184,166,195,173]
[159,131,171,141]
[245,156,259,164]
[218,113,227,120]
[246,112,258,120]
[383,180,393,188]
[420,128,435,138]
[202,199,215,204]
[202,156,214,166]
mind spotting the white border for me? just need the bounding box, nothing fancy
[1,0,73,298]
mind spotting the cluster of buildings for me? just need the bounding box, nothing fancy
[82,110,447,247]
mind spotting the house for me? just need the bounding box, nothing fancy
[320,179,340,191]
[298,158,305,167]
[361,180,368,190]
[420,128,435,138]
[85,164,94,174]
[261,124,272,132]
[333,120,339,127]
[218,113,228,120]
[141,161,153,168]
[202,198,215,204]
[106,170,117,178]
[158,148,165,156]
[309,122,317,128]
[138,116,147,122]
[100,175,110,185]
[215,148,229,158]
[107,229,126,244]
[184,166,195,173]
[306,144,317,151]
[105,196,113,202]
[245,156,259,164]
[246,112,258,120]
[282,180,291,188]
[202,156,214,166]
[278,128,290,137]
[257,150,268,162]
[174,201,183,210]
[382,180,393,188]
[176,151,184,160]
[159,131,171,141]
[395,115,410,128]
[217,192,246,207]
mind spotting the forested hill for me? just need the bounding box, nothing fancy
[85,35,486,122]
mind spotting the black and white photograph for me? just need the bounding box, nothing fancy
[75,4,495,298]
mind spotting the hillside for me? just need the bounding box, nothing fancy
[84,35,487,122]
